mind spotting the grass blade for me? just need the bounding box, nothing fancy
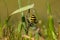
[47,0,51,15]
[0,17,2,38]
[10,3,34,16]
[46,1,57,40]
[47,15,57,40]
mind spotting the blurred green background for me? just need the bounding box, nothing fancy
[0,0,60,29]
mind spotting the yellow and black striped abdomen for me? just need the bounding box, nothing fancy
[29,15,38,23]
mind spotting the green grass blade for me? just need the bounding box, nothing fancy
[47,0,51,14]
[34,32,39,40]
[48,15,57,40]
[18,0,22,8]
[10,4,34,16]
[0,18,2,38]
[46,1,57,40]
[18,0,23,16]
[17,22,22,33]
[17,16,28,40]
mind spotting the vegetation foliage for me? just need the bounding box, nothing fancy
[0,0,58,40]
